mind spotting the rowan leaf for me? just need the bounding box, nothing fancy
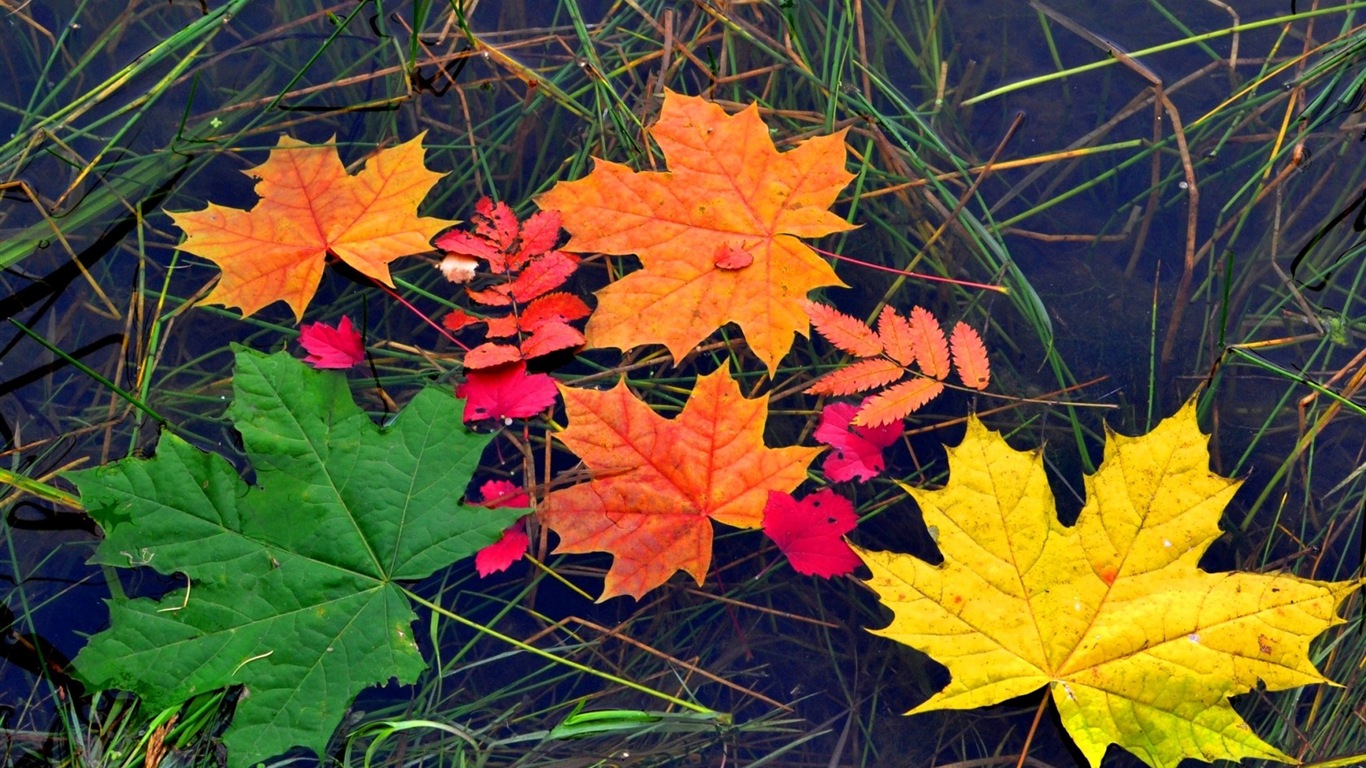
[537,90,855,374]
[803,300,883,358]
[68,349,521,768]
[520,293,593,332]
[541,367,820,600]
[875,305,917,366]
[950,321,991,390]
[855,401,1364,768]
[762,489,861,578]
[853,378,945,427]
[805,358,905,396]
[464,343,523,370]
[907,306,950,380]
[171,134,453,320]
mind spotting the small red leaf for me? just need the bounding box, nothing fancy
[517,209,563,263]
[507,250,578,302]
[814,402,901,483]
[908,306,951,380]
[713,243,753,270]
[477,479,530,509]
[484,314,520,338]
[950,322,991,390]
[520,292,592,332]
[475,520,529,577]
[762,489,861,578]
[521,321,585,359]
[298,316,364,370]
[466,285,514,307]
[805,357,905,396]
[473,479,532,577]
[455,361,559,422]
[464,343,523,370]
[803,300,883,358]
[442,309,479,332]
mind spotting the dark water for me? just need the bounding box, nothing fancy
[2,1,1363,766]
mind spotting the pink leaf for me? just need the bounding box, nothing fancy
[762,489,861,578]
[473,480,531,577]
[298,316,364,370]
[475,521,530,577]
[814,402,900,483]
[455,362,559,422]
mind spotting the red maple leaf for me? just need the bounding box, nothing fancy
[455,362,559,423]
[473,480,531,577]
[813,401,900,482]
[298,316,365,369]
[762,489,861,578]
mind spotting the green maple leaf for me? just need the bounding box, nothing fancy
[69,348,522,768]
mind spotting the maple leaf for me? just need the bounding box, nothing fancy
[473,480,531,577]
[171,134,453,320]
[437,198,587,369]
[68,349,520,768]
[854,401,1364,768]
[536,90,856,374]
[454,362,559,423]
[762,489,861,578]
[813,401,900,482]
[804,301,990,427]
[298,316,364,369]
[540,367,820,600]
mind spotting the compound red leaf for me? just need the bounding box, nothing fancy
[455,362,558,422]
[854,378,944,427]
[814,402,901,483]
[298,316,365,370]
[805,357,905,396]
[466,285,513,307]
[762,489,861,578]
[804,300,883,358]
[950,321,991,390]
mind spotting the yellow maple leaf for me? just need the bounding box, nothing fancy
[535,90,855,375]
[171,133,454,320]
[855,401,1363,768]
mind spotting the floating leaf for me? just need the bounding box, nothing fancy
[171,134,453,320]
[69,349,521,768]
[814,401,901,482]
[762,489,861,578]
[538,90,855,374]
[298,316,364,370]
[856,402,1364,768]
[541,368,820,600]
[455,362,559,423]
[950,321,991,391]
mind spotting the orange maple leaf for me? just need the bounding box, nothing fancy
[536,90,856,374]
[804,301,991,426]
[170,134,454,320]
[541,367,821,600]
